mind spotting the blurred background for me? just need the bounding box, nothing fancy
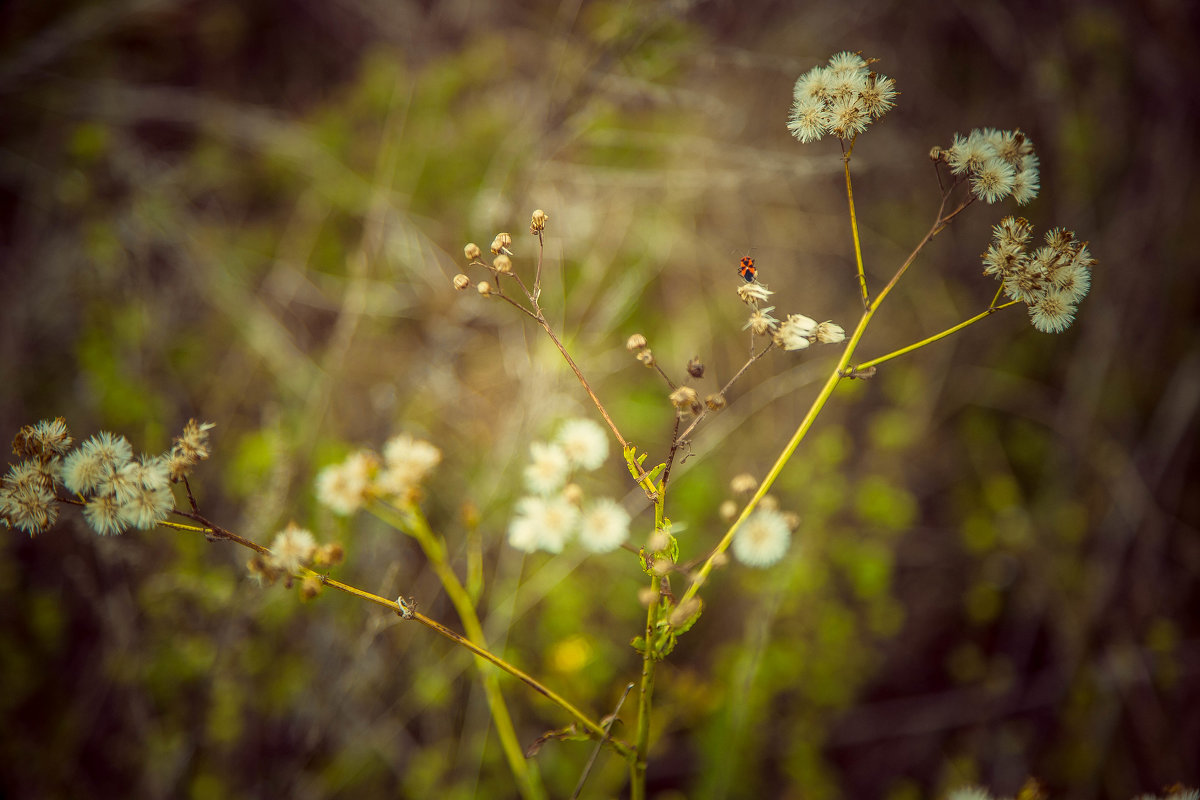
[2,0,1198,798]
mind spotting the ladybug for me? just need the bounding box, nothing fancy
[737,256,757,283]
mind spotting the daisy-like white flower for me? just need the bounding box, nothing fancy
[268,523,317,572]
[507,495,579,554]
[555,419,609,471]
[524,441,570,495]
[578,497,631,553]
[732,508,792,568]
[315,450,376,515]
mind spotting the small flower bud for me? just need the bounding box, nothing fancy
[687,357,705,378]
[529,209,548,233]
[464,242,482,261]
[626,333,648,351]
[477,281,493,296]
[493,254,513,274]
[929,146,944,162]
[705,393,726,411]
[669,386,701,415]
[636,349,655,367]
[490,232,513,255]
[730,473,757,494]
[637,586,658,607]
[453,273,471,291]
[668,596,702,628]
[647,530,670,553]
[782,511,802,531]
[300,575,322,600]
[719,499,738,521]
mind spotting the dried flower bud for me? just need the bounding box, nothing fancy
[300,575,322,600]
[737,281,774,307]
[464,242,482,261]
[529,209,548,233]
[816,321,846,343]
[705,393,726,411]
[636,349,655,367]
[719,499,738,521]
[929,146,944,162]
[453,273,471,291]
[477,281,492,296]
[493,254,513,274]
[626,333,648,351]
[730,473,757,494]
[782,511,802,531]
[490,232,513,255]
[687,357,705,378]
[759,494,779,511]
[312,542,344,567]
[669,386,701,415]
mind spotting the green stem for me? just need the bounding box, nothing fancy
[630,489,668,798]
[849,300,1019,374]
[842,139,869,309]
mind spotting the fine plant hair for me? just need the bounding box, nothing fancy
[4,51,1137,799]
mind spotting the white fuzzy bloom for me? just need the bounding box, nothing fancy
[60,447,109,495]
[775,314,818,350]
[377,434,441,499]
[524,442,570,495]
[315,450,376,516]
[555,419,609,471]
[507,495,579,554]
[732,508,792,568]
[117,483,174,529]
[269,523,317,572]
[84,494,127,536]
[578,498,631,553]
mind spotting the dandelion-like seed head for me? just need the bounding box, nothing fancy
[578,497,631,553]
[744,306,779,336]
[983,216,1094,334]
[508,495,579,554]
[60,446,109,495]
[555,419,609,472]
[12,418,73,461]
[268,522,318,573]
[1,461,59,535]
[827,95,870,140]
[859,74,898,119]
[524,441,570,495]
[1029,290,1077,333]
[788,53,895,144]
[84,493,127,536]
[668,386,702,416]
[732,508,792,568]
[970,157,1017,204]
[315,450,377,516]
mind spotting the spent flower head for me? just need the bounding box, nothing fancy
[789,52,896,143]
[555,418,609,472]
[942,128,1040,205]
[983,216,1095,333]
[732,508,792,568]
[578,497,632,553]
[507,495,579,554]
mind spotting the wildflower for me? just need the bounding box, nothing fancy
[524,442,569,495]
[268,523,317,573]
[453,273,471,290]
[379,434,441,498]
[464,242,482,261]
[578,498,631,553]
[774,313,818,350]
[168,419,215,481]
[555,419,609,471]
[117,482,173,529]
[669,386,701,415]
[732,508,792,568]
[508,495,579,554]
[83,494,127,536]
[12,418,72,460]
[85,432,134,475]
[490,232,513,256]
[530,209,549,233]
[788,52,896,143]
[943,128,1039,205]
[982,217,1093,333]
[315,450,377,516]
[815,321,846,343]
[476,281,492,296]
[493,254,513,274]
[736,281,773,306]
[744,306,779,336]
[626,333,648,351]
[1,460,59,535]
[60,446,109,495]
[970,157,1017,204]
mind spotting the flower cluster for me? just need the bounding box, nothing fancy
[983,216,1095,333]
[937,128,1041,205]
[314,433,442,515]
[1,418,212,537]
[507,418,631,554]
[788,51,898,143]
[721,475,802,568]
[736,279,845,351]
[247,521,344,597]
